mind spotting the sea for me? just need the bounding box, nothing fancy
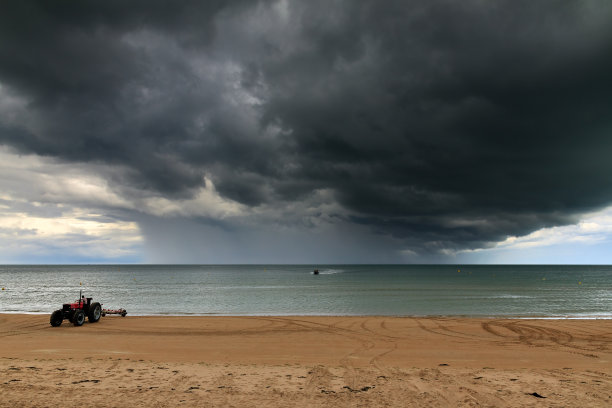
[0,264,611,318]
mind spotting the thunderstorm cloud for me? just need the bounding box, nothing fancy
[1,0,612,262]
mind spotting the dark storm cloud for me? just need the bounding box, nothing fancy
[0,0,250,196]
[1,0,612,255]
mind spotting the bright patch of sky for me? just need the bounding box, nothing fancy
[455,207,612,264]
[0,147,141,263]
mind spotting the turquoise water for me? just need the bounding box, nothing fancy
[0,265,610,317]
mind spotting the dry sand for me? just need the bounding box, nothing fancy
[1,314,610,407]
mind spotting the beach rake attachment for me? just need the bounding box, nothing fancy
[101,308,127,317]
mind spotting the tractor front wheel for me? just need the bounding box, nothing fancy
[88,302,102,323]
[50,310,63,327]
[73,309,85,326]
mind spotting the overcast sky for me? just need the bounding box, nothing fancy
[1,0,612,264]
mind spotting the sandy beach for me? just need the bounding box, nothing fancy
[1,314,610,407]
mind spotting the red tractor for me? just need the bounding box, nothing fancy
[50,291,102,327]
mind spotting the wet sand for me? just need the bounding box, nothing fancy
[1,314,611,407]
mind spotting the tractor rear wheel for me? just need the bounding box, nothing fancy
[88,302,102,323]
[73,309,85,326]
[50,310,63,327]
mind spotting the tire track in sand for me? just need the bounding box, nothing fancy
[481,320,607,357]
[0,315,48,338]
[262,317,398,389]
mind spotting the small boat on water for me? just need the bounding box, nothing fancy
[313,269,319,275]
